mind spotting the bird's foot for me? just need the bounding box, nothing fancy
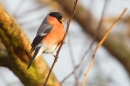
[51,53,57,58]
[63,41,65,44]
[53,54,56,58]
[52,54,58,58]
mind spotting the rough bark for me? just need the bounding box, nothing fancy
[55,0,130,73]
[0,3,60,86]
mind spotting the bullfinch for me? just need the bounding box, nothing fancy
[27,12,65,69]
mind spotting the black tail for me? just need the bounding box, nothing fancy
[27,47,40,69]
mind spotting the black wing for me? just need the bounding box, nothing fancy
[29,35,45,54]
[29,24,53,54]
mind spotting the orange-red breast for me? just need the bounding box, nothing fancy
[27,12,65,69]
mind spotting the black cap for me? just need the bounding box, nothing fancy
[49,12,63,23]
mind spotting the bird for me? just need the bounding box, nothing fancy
[27,12,65,69]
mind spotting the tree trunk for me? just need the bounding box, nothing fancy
[0,3,60,86]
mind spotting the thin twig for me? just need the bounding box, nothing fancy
[81,8,127,86]
[68,33,78,85]
[61,0,108,83]
[13,0,24,17]
[77,0,108,79]
[44,0,78,85]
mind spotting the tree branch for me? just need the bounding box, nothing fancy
[55,0,130,74]
[81,8,127,86]
[0,3,60,86]
[61,0,108,83]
